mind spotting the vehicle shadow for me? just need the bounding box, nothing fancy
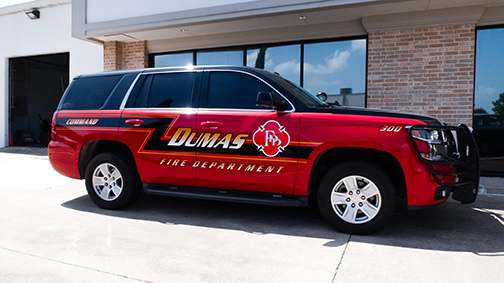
[357,195,504,255]
[62,193,504,254]
[62,192,338,239]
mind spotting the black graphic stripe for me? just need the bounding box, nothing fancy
[56,117,122,128]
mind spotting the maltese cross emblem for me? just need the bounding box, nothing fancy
[253,120,290,157]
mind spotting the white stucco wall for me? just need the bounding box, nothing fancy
[86,0,256,23]
[0,1,103,148]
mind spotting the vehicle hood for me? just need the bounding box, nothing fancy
[317,106,442,126]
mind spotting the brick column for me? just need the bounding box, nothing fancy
[123,41,149,70]
[103,40,148,71]
[367,24,475,126]
[103,41,123,71]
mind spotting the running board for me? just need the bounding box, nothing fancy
[143,183,308,207]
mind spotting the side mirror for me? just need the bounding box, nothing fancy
[256,92,288,111]
[257,92,274,108]
[317,92,328,102]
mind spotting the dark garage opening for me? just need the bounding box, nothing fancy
[9,53,69,147]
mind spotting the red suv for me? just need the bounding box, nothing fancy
[49,66,479,234]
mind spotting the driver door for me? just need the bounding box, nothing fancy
[194,70,300,194]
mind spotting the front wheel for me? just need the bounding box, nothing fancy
[317,161,396,234]
[85,152,141,210]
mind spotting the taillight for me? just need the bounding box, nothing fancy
[51,111,58,141]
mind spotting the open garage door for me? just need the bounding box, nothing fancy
[9,53,69,147]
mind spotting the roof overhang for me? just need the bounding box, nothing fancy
[72,0,504,53]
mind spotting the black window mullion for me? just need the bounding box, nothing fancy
[300,44,304,87]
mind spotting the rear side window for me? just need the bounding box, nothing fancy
[128,72,197,108]
[60,75,122,110]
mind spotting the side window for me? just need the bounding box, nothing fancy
[61,75,122,110]
[101,74,138,110]
[147,73,196,108]
[128,72,196,108]
[208,72,276,109]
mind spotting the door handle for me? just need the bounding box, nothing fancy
[200,121,223,129]
[125,119,144,127]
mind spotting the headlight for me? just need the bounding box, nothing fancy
[410,128,449,161]
[408,124,479,188]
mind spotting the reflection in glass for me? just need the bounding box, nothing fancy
[474,27,504,175]
[475,28,504,115]
[154,53,193,67]
[151,39,366,108]
[197,50,243,66]
[247,45,301,85]
[304,40,366,107]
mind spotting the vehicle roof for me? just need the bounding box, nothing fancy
[75,65,268,79]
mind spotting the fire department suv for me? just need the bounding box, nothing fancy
[48,66,479,234]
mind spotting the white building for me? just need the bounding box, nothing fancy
[0,0,103,148]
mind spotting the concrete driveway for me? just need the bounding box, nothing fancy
[1,147,503,283]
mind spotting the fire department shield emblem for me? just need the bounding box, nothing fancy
[253,120,290,157]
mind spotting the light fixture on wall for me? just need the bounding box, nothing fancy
[25,9,40,20]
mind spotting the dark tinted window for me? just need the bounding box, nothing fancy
[61,75,122,110]
[127,75,152,108]
[475,115,503,128]
[130,72,196,108]
[208,72,276,109]
[266,72,325,107]
[101,74,139,109]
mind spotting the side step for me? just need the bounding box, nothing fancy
[143,183,308,207]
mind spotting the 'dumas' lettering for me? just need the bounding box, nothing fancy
[167,127,249,150]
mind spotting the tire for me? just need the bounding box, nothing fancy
[85,152,141,210]
[317,161,396,235]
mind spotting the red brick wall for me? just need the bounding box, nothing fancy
[103,41,123,71]
[103,41,147,71]
[367,24,475,126]
[123,41,148,70]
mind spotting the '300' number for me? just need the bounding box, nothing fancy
[380,125,402,132]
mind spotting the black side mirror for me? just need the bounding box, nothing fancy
[317,92,328,102]
[257,92,288,111]
[257,92,274,108]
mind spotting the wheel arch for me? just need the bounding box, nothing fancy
[308,147,407,208]
[78,140,136,179]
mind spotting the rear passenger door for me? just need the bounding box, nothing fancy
[195,70,300,194]
[119,70,201,186]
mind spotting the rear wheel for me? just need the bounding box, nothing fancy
[317,161,396,234]
[85,152,141,209]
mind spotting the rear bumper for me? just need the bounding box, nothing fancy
[48,141,81,180]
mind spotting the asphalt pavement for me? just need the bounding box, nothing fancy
[0,147,503,283]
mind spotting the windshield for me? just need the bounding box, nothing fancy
[267,73,327,107]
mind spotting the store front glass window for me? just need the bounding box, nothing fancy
[197,50,243,66]
[150,37,367,107]
[155,53,193,67]
[304,39,366,107]
[246,45,301,85]
[474,27,504,176]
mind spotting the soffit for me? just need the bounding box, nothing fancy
[91,0,422,43]
[82,0,504,46]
